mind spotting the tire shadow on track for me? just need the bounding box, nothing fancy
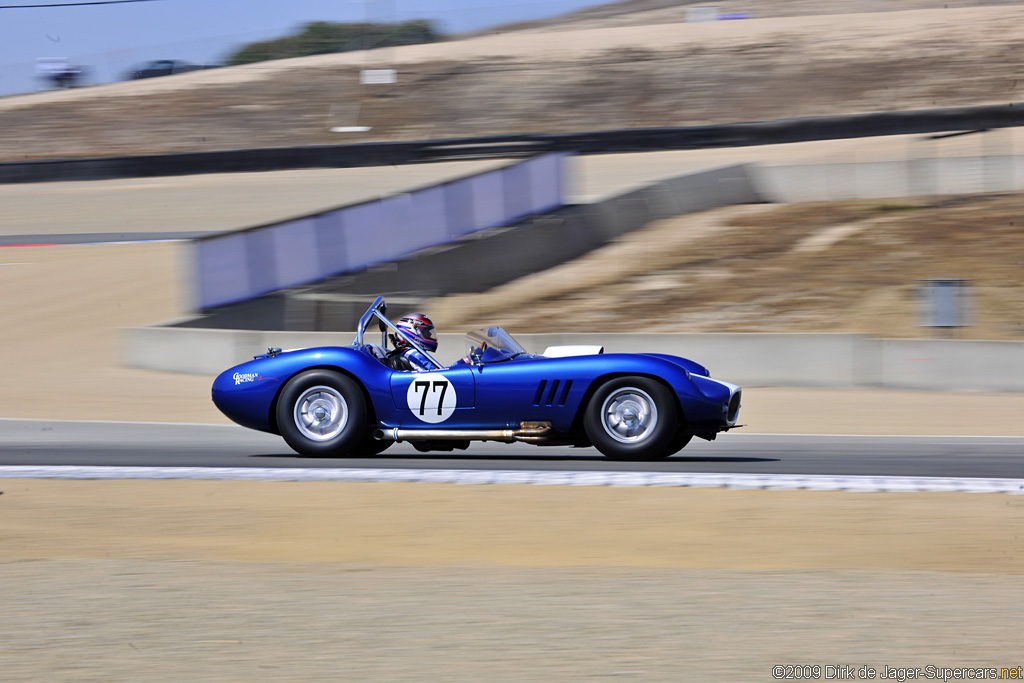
[246,453,780,464]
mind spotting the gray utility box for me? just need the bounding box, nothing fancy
[918,278,971,330]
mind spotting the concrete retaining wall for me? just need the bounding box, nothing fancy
[175,153,1024,332]
[753,155,1024,202]
[193,153,566,311]
[877,338,1024,392]
[122,327,1024,393]
[523,333,868,389]
[310,162,764,299]
[184,163,766,331]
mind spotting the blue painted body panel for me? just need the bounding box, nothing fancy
[212,346,391,433]
[636,353,709,379]
[212,344,736,436]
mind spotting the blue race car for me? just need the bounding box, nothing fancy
[212,297,742,461]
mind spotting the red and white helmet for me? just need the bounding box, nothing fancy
[396,313,438,352]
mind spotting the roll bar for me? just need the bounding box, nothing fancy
[351,296,444,370]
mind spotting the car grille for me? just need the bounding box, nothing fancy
[727,391,742,422]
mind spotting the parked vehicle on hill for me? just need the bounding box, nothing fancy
[127,60,208,80]
[212,297,742,460]
[36,58,86,89]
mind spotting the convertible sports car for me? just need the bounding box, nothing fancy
[212,297,742,461]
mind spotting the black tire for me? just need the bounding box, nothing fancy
[276,370,368,457]
[351,432,392,456]
[651,430,693,460]
[583,377,678,461]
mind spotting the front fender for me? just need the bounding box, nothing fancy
[574,354,739,432]
[637,353,710,379]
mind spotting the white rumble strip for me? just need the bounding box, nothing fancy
[1,466,1022,494]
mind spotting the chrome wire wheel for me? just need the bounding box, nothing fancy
[600,387,658,444]
[293,385,349,442]
[277,370,368,458]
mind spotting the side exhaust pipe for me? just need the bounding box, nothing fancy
[374,421,553,444]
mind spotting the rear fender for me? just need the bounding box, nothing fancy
[213,346,392,433]
[267,364,381,436]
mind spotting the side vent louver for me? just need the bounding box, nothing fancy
[533,379,573,407]
[533,380,547,406]
[558,380,572,406]
[545,380,560,405]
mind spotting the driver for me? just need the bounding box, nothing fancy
[392,313,437,372]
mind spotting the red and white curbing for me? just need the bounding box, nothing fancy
[0,466,1022,494]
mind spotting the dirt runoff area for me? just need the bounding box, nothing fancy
[2,480,1024,681]
[5,3,1024,160]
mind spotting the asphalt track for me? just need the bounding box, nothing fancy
[1,419,1021,478]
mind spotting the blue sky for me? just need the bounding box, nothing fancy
[0,0,600,94]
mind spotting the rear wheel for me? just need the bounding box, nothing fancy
[277,370,367,457]
[583,377,677,461]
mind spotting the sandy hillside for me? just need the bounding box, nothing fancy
[488,0,1024,32]
[4,3,1024,160]
[430,195,1024,338]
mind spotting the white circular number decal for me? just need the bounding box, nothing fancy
[405,373,457,423]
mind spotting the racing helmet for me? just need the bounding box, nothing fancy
[396,313,438,352]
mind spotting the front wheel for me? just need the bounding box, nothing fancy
[651,430,693,460]
[583,377,677,461]
[276,370,368,457]
[351,431,392,456]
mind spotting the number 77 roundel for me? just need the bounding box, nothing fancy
[404,372,458,423]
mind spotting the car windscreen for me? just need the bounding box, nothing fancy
[465,327,527,359]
